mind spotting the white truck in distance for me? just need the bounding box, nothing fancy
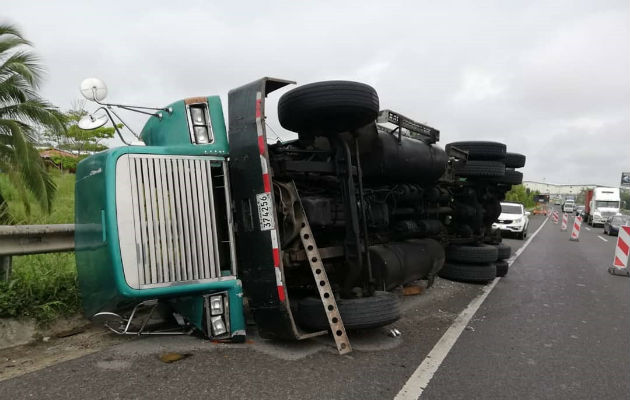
[586,187,621,226]
[562,199,575,213]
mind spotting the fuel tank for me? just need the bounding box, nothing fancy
[357,124,448,185]
[369,239,445,290]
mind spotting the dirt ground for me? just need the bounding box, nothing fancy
[0,319,126,382]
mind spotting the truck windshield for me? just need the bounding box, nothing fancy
[501,204,522,214]
[596,201,620,208]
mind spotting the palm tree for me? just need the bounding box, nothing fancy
[0,23,65,221]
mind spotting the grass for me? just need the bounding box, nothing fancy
[0,170,81,324]
[0,169,75,224]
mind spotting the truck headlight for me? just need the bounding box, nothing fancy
[513,218,522,223]
[190,107,206,125]
[187,103,212,144]
[193,126,210,144]
[210,295,224,316]
[211,316,227,336]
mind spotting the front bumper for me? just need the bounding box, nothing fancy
[492,222,526,233]
[591,215,606,225]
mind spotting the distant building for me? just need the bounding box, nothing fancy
[39,148,79,172]
[39,148,78,159]
[522,181,602,197]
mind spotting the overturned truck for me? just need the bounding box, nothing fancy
[75,77,525,353]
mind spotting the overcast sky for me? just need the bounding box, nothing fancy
[4,0,629,186]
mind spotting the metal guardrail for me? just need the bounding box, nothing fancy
[0,224,75,281]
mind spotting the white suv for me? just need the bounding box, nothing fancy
[493,202,530,240]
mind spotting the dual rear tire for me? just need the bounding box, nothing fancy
[438,242,512,282]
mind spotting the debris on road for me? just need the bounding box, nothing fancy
[159,352,192,363]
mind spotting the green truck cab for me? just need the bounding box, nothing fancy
[75,94,244,341]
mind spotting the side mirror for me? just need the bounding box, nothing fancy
[80,78,108,102]
[78,112,108,130]
[525,211,531,216]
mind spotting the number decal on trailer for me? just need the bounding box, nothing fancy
[256,192,275,231]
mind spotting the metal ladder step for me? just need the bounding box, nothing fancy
[294,192,352,355]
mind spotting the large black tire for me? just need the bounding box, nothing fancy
[278,81,379,135]
[446,244,499,263]
[495,260,509,277]
[438,262,497,283]
[454,160,505,178]
[504,152,526,168]
[485,169,523,185]
[296,291,401,331]
[445,141,506,161]
[495,242,512,260]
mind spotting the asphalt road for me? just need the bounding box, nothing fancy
[423,211,629,399]
[1,213,627,399]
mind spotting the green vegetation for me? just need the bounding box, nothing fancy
[0,169,74,224]
[0,252,79,323]
[0,24,66,222]
[47,154,87,173]
[0,171,80,324]
[505,184,538,209]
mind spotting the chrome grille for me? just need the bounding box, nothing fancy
[116,154,228,289]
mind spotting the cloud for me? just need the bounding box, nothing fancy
[453,69,506,103]
[2,0,628,186]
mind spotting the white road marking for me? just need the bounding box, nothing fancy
[585,227,591,231]
[598,235,608,242]
[394,217,550,400]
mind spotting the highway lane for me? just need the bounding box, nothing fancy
[1,214,606,400]
[421,212,629,399]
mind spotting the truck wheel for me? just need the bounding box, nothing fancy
[296,291,401,331]
[438,262,497,283]
[446,244,499,263]
[278,81,379,136]
[495,242,511,260]
[485,169,523,185]
[454,160,505,178]
[445,141,506,160]
[504,152,526,168]
[495,260,509,277]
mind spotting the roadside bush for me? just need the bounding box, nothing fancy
[0,171,80,324]
[0,253,80,323]
[505,184,536,209]
[47,155,80,172]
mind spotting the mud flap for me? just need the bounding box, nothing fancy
[228,78,325,341]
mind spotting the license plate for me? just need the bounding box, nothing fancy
[256,192,275,231]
